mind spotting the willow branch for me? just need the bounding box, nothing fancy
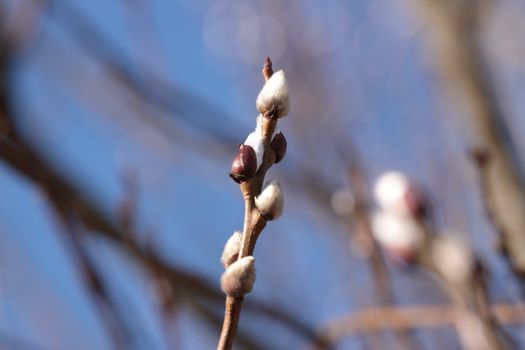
[413,0,525,278]
[347,165,390,298]
[217,60,282,350]
[319,303,525,342]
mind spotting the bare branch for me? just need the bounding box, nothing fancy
[319,303,525,342]
[413,0,525,278]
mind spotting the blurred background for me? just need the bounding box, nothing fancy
[1,0,525,349]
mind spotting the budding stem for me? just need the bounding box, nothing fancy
[262,56,273,82]
[217,182,267,350]
[217,59,279,350]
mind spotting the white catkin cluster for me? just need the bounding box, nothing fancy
[373,171,475,282]
[372,211,425,254]
[372,171,425,263]
[220,256,256,298]
[374,171,412,216]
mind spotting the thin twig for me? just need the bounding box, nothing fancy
[347,164,390,300]
[217,58,281,350]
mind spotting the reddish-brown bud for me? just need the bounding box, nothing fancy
[229,145,257,183]
[262,56,273,81]
[271,132,287,164]
[471,147,490,168]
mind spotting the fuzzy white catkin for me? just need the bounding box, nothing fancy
[255,179,283,220]
[220,256,256,298]
[432,235,473,285]
[220,231,242,269]
[244,131,264,171]
[372,211,424,252]
[374,171,411,216]
[256,70,290,118]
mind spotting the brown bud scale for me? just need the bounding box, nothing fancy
[262,56,273,81]
[271,132,287,164]
[229,145,257,183]
[403,185,427,219]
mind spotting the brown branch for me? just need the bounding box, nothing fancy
[61,219,130,349]
[190,298,265,350]
[411,0,525,342]
[217,60,280,350]
[346,164,390,301]
[413,0,525,278]
[408,0,525,342]
[319,303,525,342]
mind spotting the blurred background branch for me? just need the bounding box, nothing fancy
[413,0,525,281]
[319,302,525,341]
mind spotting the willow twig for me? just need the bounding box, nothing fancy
[217,58,284,350]
[319,302,525,342]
